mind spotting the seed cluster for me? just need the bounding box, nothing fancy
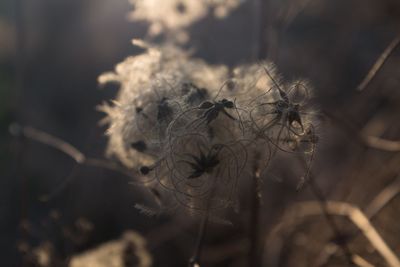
[128,0,244,42]
[99,40,318,216]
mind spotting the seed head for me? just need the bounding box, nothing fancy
[99,41,319,215]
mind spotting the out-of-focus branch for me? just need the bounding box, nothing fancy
[17,125,86,163]
[316,172,400,266]
[365,173,400,218]
[308,175,355,264]
[296,157,355,264]
[323,110,400,152]
[357,34,400,91]
[363,135,400,152]
[14,0,25,104]
[249,157,262,267]
[10,124,137,177]
[352,254,375,267]
[283,0,314,28]
[254,0,269,59]
[283,201,400,267]
[9,124,139,201]
[189,211,209,267]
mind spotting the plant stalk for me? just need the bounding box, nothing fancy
[189,210,209,267]
[249,155,262,267]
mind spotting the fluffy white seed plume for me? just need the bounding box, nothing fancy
[128,0,245,42]
[98,40,228,169]
[99,40,318,216]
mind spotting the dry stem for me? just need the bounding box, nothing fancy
[357,34,400,91]
[285,201,400,267]
[9,124,138,201]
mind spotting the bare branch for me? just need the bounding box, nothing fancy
[21,125,86,163]
[357,34,400,91]
[365,173,400,218]
[282,201,400,267]
[352,254,375,267]
[363,135,400,152]
[9,124,139,201]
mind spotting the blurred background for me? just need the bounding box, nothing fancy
[1,0,400,266]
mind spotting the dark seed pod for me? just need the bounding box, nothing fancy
[157,97,173,121]
[187,88,208,105]
[226,80,235,91]
[139,166,151,175]
[182,83,209,105]
[221,99,234,108]
[131,140,147,152]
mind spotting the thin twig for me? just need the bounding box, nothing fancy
[317,249,376,267]
[9,124,138,201]
[13,0,30,241]
[365,173,400,218]
[352,255,375,267]
[11,124,134,175]
[254,0,269,59]
[322,110,400,152]
[307,174,355,265]
[252,0,261,60]
[298,201,400,267]
[357,34,400,91]
[189,211,209,267]
[14,0,25,102]
[281,0,314,29]
[321,110,365,146]
[188,178,221,267]
[249,157,262,267]
[316,172,400,266]
[21,125,86,163]
[267,206,366,267]
[298,156,355,264]
[363,135,400,152]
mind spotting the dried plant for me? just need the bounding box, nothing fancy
[128,0,245,42]
[70,231,152,267]
[98,40,318,220]
[97,39,320,266]
[10,1,400,266]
